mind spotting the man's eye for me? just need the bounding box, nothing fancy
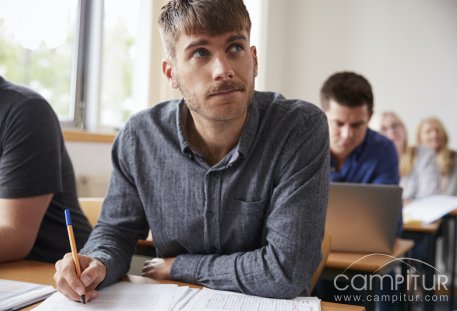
[229,44,243,53]
[192,48,209,58]
[351,123,364,129]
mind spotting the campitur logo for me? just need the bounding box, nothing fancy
[333,254,449,304]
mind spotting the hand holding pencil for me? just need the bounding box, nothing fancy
[54,210,106,303]
[64,209,86,304]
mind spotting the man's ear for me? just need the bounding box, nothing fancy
[162,58,178,89]
[251,46,258,77]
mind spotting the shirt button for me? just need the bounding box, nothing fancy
[206,211,214,218]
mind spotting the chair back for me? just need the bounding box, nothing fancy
[78,197,103,227]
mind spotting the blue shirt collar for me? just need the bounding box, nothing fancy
[330,128,374,174]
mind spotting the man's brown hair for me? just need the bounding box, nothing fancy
[158,0,251,58]
[320,71,374,114]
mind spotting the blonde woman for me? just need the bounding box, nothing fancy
[380,112,440,203]
[417,117,457,195]
[417,117,457,272]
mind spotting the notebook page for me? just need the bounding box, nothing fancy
[181,288,321,311]
[0,279,56,311]
[403,194,457,224]
[33,282,178,311]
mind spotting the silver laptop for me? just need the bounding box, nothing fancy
[326,182,402,253]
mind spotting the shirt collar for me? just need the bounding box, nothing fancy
[176,98,191,155]
[330,128,372,172]
[175,92,260,164]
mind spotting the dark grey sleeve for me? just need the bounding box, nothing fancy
[0,99,62,198]
[80,125,149,287]
[171,112,330,298]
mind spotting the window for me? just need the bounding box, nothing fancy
[0,0,151,131]
[73,0,153,131]
[99,1,147,130]
[0,0,263,131]
[0,0,78,122]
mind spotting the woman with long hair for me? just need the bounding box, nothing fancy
[417,117,457,195]
[380,112,440,203]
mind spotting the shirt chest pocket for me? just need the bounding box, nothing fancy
[221,197,269,253]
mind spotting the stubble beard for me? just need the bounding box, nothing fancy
[179,77,255,123]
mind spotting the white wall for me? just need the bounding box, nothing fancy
[67,0,457,183]
[65,141,112,196]
[259,0,457,148]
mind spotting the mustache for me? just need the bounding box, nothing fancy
[205,81,246,97]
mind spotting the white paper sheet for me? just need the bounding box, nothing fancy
[180,288,321,311]
[170,287,199,311]
[33,282,178,311]
[403,194,457,224]
[32,281,321,311]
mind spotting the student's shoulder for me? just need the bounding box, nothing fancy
[255,91,323,115]
[126,99,180,127]
[0,79,58,126]
[254,91,326,131]
[0,79,47,105]
[0,79,53,113]
[367,128,396,149]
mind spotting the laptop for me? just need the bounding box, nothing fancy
[326,182,402,254]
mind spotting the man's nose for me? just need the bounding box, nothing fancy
[340,126,354,139]
[212,54,234,81]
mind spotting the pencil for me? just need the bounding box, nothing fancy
[64,209,86,304]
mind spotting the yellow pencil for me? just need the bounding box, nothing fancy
[64,209,86,304]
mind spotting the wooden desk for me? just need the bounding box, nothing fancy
[403,219,442,234]
[327,239,414,273]
[322,239,414,311]
[0,260,365,311]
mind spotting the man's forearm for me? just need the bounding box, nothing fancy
[171,240,320,299]
[80,224,140,288]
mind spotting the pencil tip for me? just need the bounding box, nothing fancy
[81,295,86,304]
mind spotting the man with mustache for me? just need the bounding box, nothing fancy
[54,0,330,301]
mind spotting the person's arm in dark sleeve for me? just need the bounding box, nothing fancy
[0,99,61,262]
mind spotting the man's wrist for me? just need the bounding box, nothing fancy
[171,254,202,284]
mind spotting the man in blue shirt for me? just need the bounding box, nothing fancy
[320,71,399,185]
[319,72,401,310]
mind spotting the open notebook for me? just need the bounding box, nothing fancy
[403,194,457,224]
[33,282,321,311]
[0,279,56,311]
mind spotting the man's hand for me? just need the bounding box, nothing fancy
[142,257,175,280]
[54,253,106,303]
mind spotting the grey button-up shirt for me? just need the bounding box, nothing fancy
[81,91,329,298]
